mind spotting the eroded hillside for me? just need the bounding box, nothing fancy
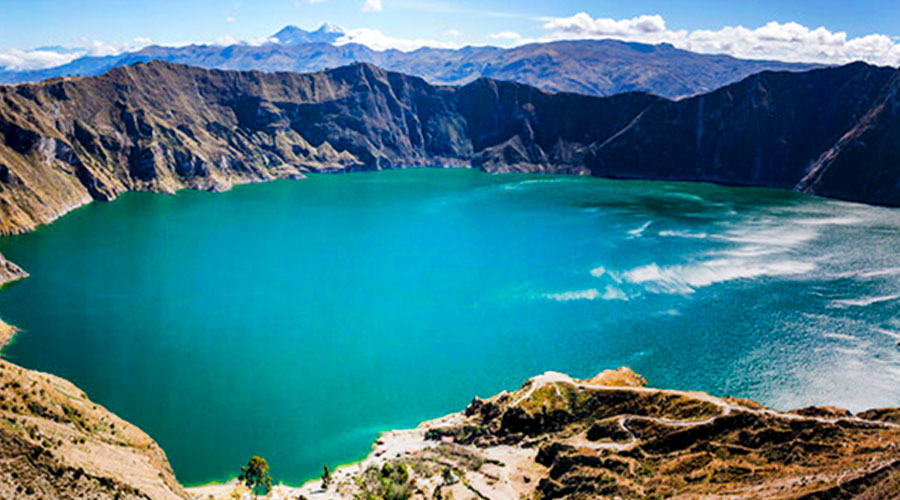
[264,368,900,500]
[0,358,188,499]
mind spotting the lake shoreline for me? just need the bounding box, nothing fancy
[0,257,28,352]
[187,368,900,499]
[2,169,900,489]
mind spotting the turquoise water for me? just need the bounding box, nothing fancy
[1,169,900,485]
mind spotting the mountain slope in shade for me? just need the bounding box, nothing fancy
[0,28,819,99]
[0,61,899,237]
[586,62,900,200]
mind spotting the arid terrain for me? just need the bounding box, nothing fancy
[0,357,188,499]
[190,368,900,500]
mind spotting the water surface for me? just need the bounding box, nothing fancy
[1,169,899,484]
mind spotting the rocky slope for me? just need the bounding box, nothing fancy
[0,29,819,99]
[232,368,900,500]
[0,358,188,499]
[0,252,27,288]
[2,61,900,239]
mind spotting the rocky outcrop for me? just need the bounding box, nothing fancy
[2,61,900,238]
[0,253,27,287]
[297,368,900,500]
[0,359,188,499]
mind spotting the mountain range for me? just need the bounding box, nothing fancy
[0,60,899,236]
[0,24,820,99]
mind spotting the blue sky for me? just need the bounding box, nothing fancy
[1,0,899,69]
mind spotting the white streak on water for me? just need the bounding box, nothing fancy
[792,216,863,226]
[601,285,628,301]
[544,285,628,302]
[544,289,601,301]
[627,221,652,238]
[620,259,815,294]
[875,328,900,340]
[658,230,708,239]
[829,294,900,308]
[830,267,900,279]
[821,332,860,342]
[609,212,837,294]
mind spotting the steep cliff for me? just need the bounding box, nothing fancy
[0,60,657,235]
[0,359,188,499]
[2,61,900,239]
[586,62,900,201]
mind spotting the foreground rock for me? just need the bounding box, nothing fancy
[208,368,900,500]
[2,61,900,238]
[3,361,896,499]
[0,359,188,499]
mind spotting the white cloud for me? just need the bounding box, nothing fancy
[488,31,522,40]
[208,34,277,47]
[0,49,75,71]
[361,0,382,12]
[4,13,899,73]
[211,35,240,46]
[544,13,667,37]
[226,16,236,23]
[73,37,154,57]
[540,13,900,66]
[336,28,462,51]
[486,31,526,47]
[0,37,154,71]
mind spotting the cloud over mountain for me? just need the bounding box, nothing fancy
[0,38,153,71]
[542,13,900,66]
[2,13,899,74]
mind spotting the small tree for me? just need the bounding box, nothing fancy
[238,456,273,498]
[321,464,332,490]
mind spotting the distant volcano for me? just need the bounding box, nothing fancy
[269,23,346,45]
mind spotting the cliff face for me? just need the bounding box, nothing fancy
[0,359,188,499]
[298,368,900,500]
[586,62,900,200]
[2,61,900,237]
[0,61,660,235]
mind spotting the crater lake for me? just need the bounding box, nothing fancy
[1,169,899,484]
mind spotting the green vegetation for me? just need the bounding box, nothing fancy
[238,456,272,498]
[356,462,413,500]
[424,425,484,444]
[322,464,332,490]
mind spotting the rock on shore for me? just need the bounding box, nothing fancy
[0,252,26,287]
[231,367,900,500]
